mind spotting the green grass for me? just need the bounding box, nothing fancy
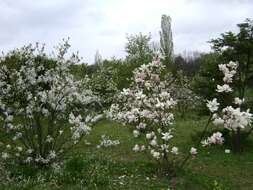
[1,117,253,190]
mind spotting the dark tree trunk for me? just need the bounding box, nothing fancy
[232,128,241,153]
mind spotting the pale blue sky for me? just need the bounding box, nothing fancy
[0,0,252,63]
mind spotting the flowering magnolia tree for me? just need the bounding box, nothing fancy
[109,56,197,170]
[0,41,100,166]
[203,61,253,152]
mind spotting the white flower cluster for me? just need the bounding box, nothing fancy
[190,147,197,156]
[201,132,224,147]
[206,98,220,113]
[132,144,145,152]
[222,106,252,130]
[109,57,179,161]
[216,61,238,93]
[69,113,91,143]
[218,62,238,84]
[0,41,99,165]
[97,135,120,148]
[206,62,253,131]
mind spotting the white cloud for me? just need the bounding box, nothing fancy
[0,0,252,63]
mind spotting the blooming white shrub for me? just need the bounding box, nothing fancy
[0,40,99,166]
[109,56,180,163]
[204,61,253,150]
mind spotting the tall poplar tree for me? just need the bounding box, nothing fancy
[160,14,174,65]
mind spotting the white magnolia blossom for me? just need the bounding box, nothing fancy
[150,139,158,146]
[234,97,244,105]
[161,132,173,141]
[171,146,179,155]
[146,133,153,140]
[133,144,140,152]
[136,122,146,129]
[201,132,224,147]
[69,113,91,141]
[25,157,33,163]
[17,146,23,152]
[48,150,57,159]
[190,147,197,155]
[216,61,237,93]
[27,149,33,154]
[227,61,238,70]
[213,118,224,126]
[2,152,9,160]
[222,106,252,130]
[132,144,145,152]
[218,61,238,83]
[206,98,220,113]
[151,150,161,159]
[133,130,140,138]
[216,84,233,93]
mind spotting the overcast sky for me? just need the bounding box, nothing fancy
[0,0,252,64]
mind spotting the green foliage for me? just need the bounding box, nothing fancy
[193,53,223,101]
[70,63,87,80]
[125,33,153,66]
[86,32,156,92]
[85,63,100,77]
[212,180,229,190]
[192,53,235,113]
[62,154,111,186]
[174,53,202,77]
[102,58,137,90]
[89,65,118,108]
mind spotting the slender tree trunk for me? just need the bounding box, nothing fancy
[232,128,241,153]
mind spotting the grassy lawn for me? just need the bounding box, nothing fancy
[1,117,253,190]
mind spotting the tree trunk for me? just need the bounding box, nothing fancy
[232,128,241,153]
